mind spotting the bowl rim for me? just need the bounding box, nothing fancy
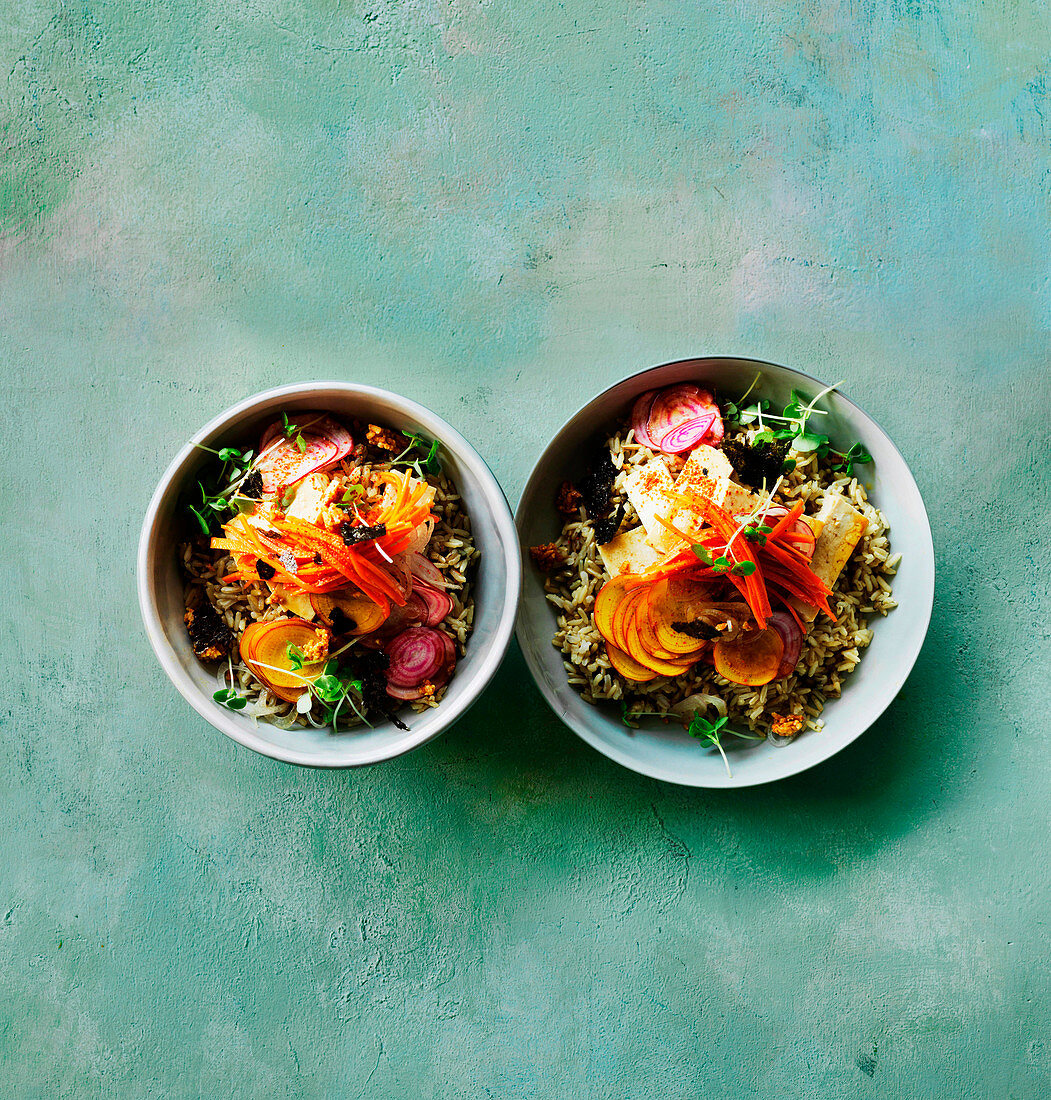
[514,354,935,787]
[138,380,522,768]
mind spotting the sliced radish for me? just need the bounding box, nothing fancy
[415,584,454,627]
[644,385,724,454]
[385,626,452,688]
[255,414,355,494]
[406,552,449,591]
[630,390,660,448]
[768,611,804,678]
[658,412,717,453]
[385,663,452,701]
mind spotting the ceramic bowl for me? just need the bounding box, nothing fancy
[138,382,521,767]
[515,356,935,787]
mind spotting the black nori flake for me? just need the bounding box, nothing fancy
[239,470,264,499]
[256,559,276,581]
[353,649,410,731]
[328,606,354,633]
[671,619,718,640]
[577,449,623,543]
[313,553,323,565]
[593,503,625,545]
[185,604,234,661]
[722,438,791,489]
[340,521,387,546]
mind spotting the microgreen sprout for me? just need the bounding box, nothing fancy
[214,660,248,710]
[281,411,307,452]
[687,710,764,777]
[340,485,364,504]
[213,687,247,711]
[188,445,260,534]
[286,643,305,671]
[392,433,442,477]
[830,441,873,477]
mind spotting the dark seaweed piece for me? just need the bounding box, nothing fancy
[239,470,263,499]
[577,448,623,543]
[722,437,791,490]
[313,553,323,565]
[671,619,718,641]
[256,559,276,581]
[184,604,234,663]
[353,649,410,731]
[593,503,625,545]
[339,521,387,546]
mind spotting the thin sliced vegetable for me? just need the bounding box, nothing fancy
[768,610,804,679]
[384,626,453,688]
[713,628,784,686]
[606,642,659,682]
[240,619,328,702]
[630,390,660,448]
[658,413,717,454]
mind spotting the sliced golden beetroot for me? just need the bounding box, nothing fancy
[240,618,329,702]
[644,580,711,655]
[633,601,683,660]
[621,597,695,675]
[594,575,640,644]
[606,642,659,683]
[713,628,784,686]
[611,586,647,653]
[311,590,389,635]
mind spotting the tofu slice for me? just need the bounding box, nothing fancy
[809,493,869,589]
[622,461,680,553]
[708,477,762,518]
[598,525,663,577]
[677,444,734,488]
[285,473,331,524]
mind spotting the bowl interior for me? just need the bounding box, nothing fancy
[515,357,934,787]
[139,383,520,767]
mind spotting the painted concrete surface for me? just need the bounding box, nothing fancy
[2,1,1049,1096]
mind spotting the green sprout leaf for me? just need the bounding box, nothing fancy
[691,544,714,566]
[731,560,757,576]
[286,644,305,671]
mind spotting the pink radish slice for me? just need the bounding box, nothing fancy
[385,626,450,688]
[658,412,717,453]
[434,628,456,671]
[255,414,355,493]
[256,437,340,494]
[645,384,723,454]
[768,611,804,679]
[406,552,449,591]
[385,668,451,702]
[415,584,454,627]
[630,391,660,448]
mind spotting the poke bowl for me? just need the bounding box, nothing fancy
[516,356,934,787]
[138,381,520,767]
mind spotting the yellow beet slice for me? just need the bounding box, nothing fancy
[240,618,328,702]
[606,642,659,683]
[713,628,784,686]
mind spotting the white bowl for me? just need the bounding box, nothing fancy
[515,356,935,788]
[138,382,521,767]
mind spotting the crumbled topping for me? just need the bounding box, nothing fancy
[366,424,403,454]
[529,543,567,573]
[770,712,806,738]
[300,632,330,663]
[556,480,583,515]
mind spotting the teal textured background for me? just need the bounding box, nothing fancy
[3,2,1049,1097]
